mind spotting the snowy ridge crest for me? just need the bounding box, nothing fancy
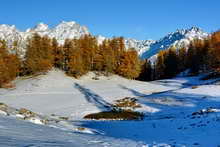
[100,27,208,59]
[0,21,208,59]
[0,21,89,51]
[139,27,209,59]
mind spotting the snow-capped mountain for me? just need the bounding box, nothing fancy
[140,27,208,59]
[30,21,89,44]
[0,24,23,47]
[124,39,155,55]
[0,21,208,60]
[0,21,89,56]
[100,27,208,60]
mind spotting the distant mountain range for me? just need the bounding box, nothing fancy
[0,21,208,59]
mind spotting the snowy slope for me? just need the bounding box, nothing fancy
[1,69,220,146]
[0,115,140,147]
[124,39,155,55]
[0,70,171,119]
[139,27,208,59]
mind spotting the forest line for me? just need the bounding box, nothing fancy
[0,31,220,87]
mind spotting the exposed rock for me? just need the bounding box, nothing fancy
[18,108,36,118]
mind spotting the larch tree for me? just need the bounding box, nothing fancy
[67,40,86,78]
[102,39,116,74]
[210,31,220,72]
[79,35,98,71]
[155,50,166,79]
[117,49,141,79]
[24,33,53,75]
[0,40,21,87]
[52,38,63,69]
[93,44,104,71]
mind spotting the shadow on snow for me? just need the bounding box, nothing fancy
[74,81,220,144]
[74,83,112,111]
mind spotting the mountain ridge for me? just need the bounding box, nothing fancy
[0,21,209,59]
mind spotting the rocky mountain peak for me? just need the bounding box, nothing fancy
[0,22,209,60]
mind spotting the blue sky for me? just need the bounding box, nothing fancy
[0,0,219,40]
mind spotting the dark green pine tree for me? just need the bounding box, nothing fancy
[138,59,153,81]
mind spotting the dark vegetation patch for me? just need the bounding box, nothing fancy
[192,107,219,116]
[58,116,69,120]
[191,86,198,89]
[201,72,220,80]
[84,97,143,120]
[84,109,144,120]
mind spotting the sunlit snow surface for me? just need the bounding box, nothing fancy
[1,69,220,146]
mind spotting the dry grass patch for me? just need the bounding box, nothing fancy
[77,127,86,131]
[84,97,144,120]
[113,97,141,109]
[18,108,36,118]
[191,86,198,89]
[1,82,15,89]
[0,103,8,112]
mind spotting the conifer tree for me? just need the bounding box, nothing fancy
[0,40,9,87]
[177,47,187,72]
[186,39,209,74]
[186,42,198,74]
[117,49,141,79]
[67,40,85,77]
[0,58,7,87]
[109,37,125,71]
[0,40,21,87]
[80,35,98,71]
[0,40,8,58]
[5,54,21,80]
[63,39,74,71]
[93,45,104,71]
[210,31,220,72]
[102,39,116,74]
[24,33,53,74]
[155,51,166,79]
[164,48,179,78]
[52,38,64,69]
[138,59,153,81]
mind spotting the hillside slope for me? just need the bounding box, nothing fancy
[0,69,171,119]
[0,115,139,147]
[1,70,220,146]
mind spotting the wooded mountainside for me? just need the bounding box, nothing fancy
[0,31,220,87]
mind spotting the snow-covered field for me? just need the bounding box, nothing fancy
[1,69,220,146]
